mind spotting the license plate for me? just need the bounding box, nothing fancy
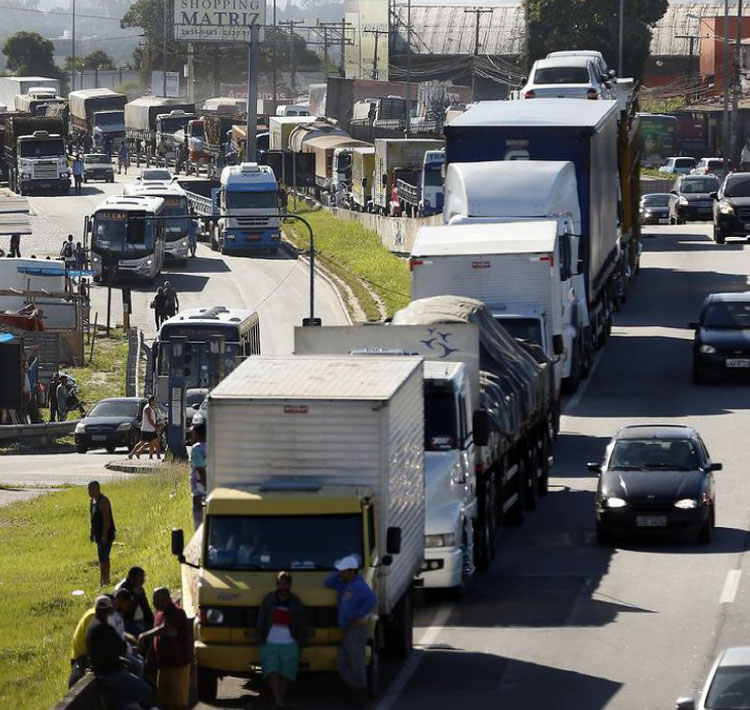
[658,218,669,224]
[91,435,107,441]
[636,516,667,527]
[726,358,750,368]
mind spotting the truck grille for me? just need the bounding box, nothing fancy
[34,162,60,179]
[236,217,272,228]
[202,605,338,628]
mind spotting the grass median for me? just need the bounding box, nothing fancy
[0,466,191,709]
[284,208,410,320]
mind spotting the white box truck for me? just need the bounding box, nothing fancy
[0,76,60,109]
[171,355,425,702]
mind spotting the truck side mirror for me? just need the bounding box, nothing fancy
[472,409,490,447]
[552,334,564,356]
[386,526,401,555]
[362,177,367,188]
[710,191,718,200]
[382,174,387,187]
[171,528,185,557]
[676,699,695,710]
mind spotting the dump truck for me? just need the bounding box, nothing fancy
[68,88,126,148]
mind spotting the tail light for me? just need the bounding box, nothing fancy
[409,259,423,272]
[524,90,536,99]
[587,89,599,100]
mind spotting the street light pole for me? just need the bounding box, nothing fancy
[618,0,624,76]
[731,0,743,164]
[71,0,75,92]
[722,0,730,175]
[162,0,168,97]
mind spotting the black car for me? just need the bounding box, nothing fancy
[74,397,167,453]
[589,424,720,544]
[640,193,671,225]
[691,292,750,382]
[713,172,750,243]
[668,174,721,224]
[83,153,114,183]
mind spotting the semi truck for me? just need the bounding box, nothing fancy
[170,355,425,702]
[179,162,281,254]
[14,88,66,117]
[0,76,60,109]
[444,99,622,356]
[124,97,195,161]
[68,88,126,148]
[395,148,445,217]
[440,159,590,393]
[4,115,69,195]
[373,138,443,215]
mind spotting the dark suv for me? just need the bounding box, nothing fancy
[713,172,750,243]
[668,174,721,224]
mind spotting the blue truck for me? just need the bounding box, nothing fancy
[444,98,621,360]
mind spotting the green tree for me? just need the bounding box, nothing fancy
[83,50,116,71]
[525,0,668,79]
[121,0,180,76]
[3,31,60,77]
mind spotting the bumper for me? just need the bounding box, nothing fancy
[23,177,70,190]
[166,240,190,260]
[414,547,463,589]
[695,352,750,377]
[640,213,669,225]
[716,214,750,236]
[85,170,113,181]
[75,430,133,448]
[597,506,709,537]
[222,228,281,252]
[676,204,713,221]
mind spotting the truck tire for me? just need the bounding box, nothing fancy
[525,447,538,511]
[538,431,551,496]
[367,624,381,698]
[196,666,218,703]
[386,590,413,657]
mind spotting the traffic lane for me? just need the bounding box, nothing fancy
[0,451,137,485]
[389,224,750,710]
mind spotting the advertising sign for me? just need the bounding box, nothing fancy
[151,71,181,98]
[173,0,265,43]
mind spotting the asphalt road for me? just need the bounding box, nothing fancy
[191,222,750,709]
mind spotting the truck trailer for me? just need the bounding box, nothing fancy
[0,76,60,110]
[69,88,126,148]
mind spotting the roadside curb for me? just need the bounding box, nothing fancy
[105,459,166,473]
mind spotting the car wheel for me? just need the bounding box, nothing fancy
[76,445,88,454]
[196,665,218,703]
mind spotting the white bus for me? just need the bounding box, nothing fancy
[88,195,167,282]
[154,306,261,403]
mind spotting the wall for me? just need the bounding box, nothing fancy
[700,15,750,80]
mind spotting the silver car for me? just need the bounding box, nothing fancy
[521,56,611,100]
[677,647,750,710]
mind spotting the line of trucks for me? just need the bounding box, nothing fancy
[168,93,642,702]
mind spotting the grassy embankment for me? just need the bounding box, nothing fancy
[0,465,191,710]
[284,208,410,320]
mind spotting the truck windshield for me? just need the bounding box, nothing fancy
[225,191,277,209]
[94,113,123,126]
[496,317,543,347]
[19,139,64,157]
[205,514,363,571]
[160,118,188,134]
[424,166,442,187]
[93,213,155,253]
[191,124,205,139]
[424,383,458,450]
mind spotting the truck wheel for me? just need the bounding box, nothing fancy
[538,431,551,496]
[367,624,381,698]
[196,665,218,703]
[386,590,413,657]
[525,448,538,511]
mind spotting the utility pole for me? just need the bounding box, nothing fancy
[675,34,700,92]
[272,0,277,105]
[405,0,412,137]
[187,44,194,103]
[71,0,75,92]
[731,0,743,164]
[162,0,168,97]
[280,21,303,94]
[341,17,347,76]
[464,7,493,102]
[363,26,387,79]
[246,22,259,162]
[723,0,730,175]
[618,0,624,76]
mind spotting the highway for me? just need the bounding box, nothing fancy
[190,221,750,709]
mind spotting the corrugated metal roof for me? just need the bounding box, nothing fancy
[650,3,735,56]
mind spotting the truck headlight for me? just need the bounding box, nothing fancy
[92,255,100,263]
[202,608,225,624]
[146,259,152,266]
[719,201,735,214]
[21,172,31,179]
[181,241,187,246]
[424,533,456,548]
[699,344,717,354]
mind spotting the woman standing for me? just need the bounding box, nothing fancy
[128,395,161,460]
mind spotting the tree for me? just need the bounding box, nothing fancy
[3,31,61,77]
[525,0,668,80]
[83,50,116,71]
[122,0,181,77]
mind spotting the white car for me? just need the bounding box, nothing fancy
[658,157,696,175]
[677,647,750,710]
[546,50,615,86]
[691,157,728,176]
[138,168,174,182]
[521,56,611,100]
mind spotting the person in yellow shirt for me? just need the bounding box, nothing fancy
[69,606,96,687]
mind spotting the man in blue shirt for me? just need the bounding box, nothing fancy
[325,555,377,702]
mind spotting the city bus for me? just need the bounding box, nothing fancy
[88,195,167,283]
[154,306,260,404]
[123,182,195,263]
[638,113,678,169]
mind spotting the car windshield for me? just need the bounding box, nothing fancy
[496,317,543,347]
[703,301,750,329]
[608,438,700,471]
[643,194,671,207]
[142,170,171,181]
[425,382,458,450]
[534,66,590,84]
[682,178,719,194]
[724,178,750,197]
[85,155,109,164]
[159,117,188,134]
[88,400,140,418]
[185,392,206,408]
[705,665,750,709]
[225,190,277,209]
[205,514,363,571]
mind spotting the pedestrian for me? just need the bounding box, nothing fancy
[88,480,116,586]
[56,376,69,421]
[111,588,146,678]
[150,287,166,329]
[163,281,179,318]
[75,241,86,270]
[128,395,160,460]
[62,235,76,270]
[86,595,152,710]
[72,155,84,195]
[118,140,130,175]
[258,571,307,708]
[82,133,93,154]
[103,135,113,160]
[152,587,192,710]
[116,566,155,636]
[325,555,377,704]
[190,422,207,530]
[9,233,20,257]
[48,374,59,422]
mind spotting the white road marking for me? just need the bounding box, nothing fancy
[375,604,452,710]
[720,569,742,604]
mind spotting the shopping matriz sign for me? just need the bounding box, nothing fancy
[173,0,265,43]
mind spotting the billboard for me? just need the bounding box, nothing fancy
[151,71,181,98]
[344,0,388,81]
[173,0,265,43]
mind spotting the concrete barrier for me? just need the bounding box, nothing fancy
[0,419,78,444]
[51,673,107,710]
[328,207,442,254]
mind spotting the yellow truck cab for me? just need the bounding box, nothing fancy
[171,355,425,703]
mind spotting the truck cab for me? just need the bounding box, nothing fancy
[92,110,125,149]
[420,149,445,217]
[215,162,281,253]
[15,129,69,194]
[156,110,194,152]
